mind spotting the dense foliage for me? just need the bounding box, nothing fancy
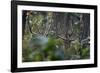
[22,10,90,62]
